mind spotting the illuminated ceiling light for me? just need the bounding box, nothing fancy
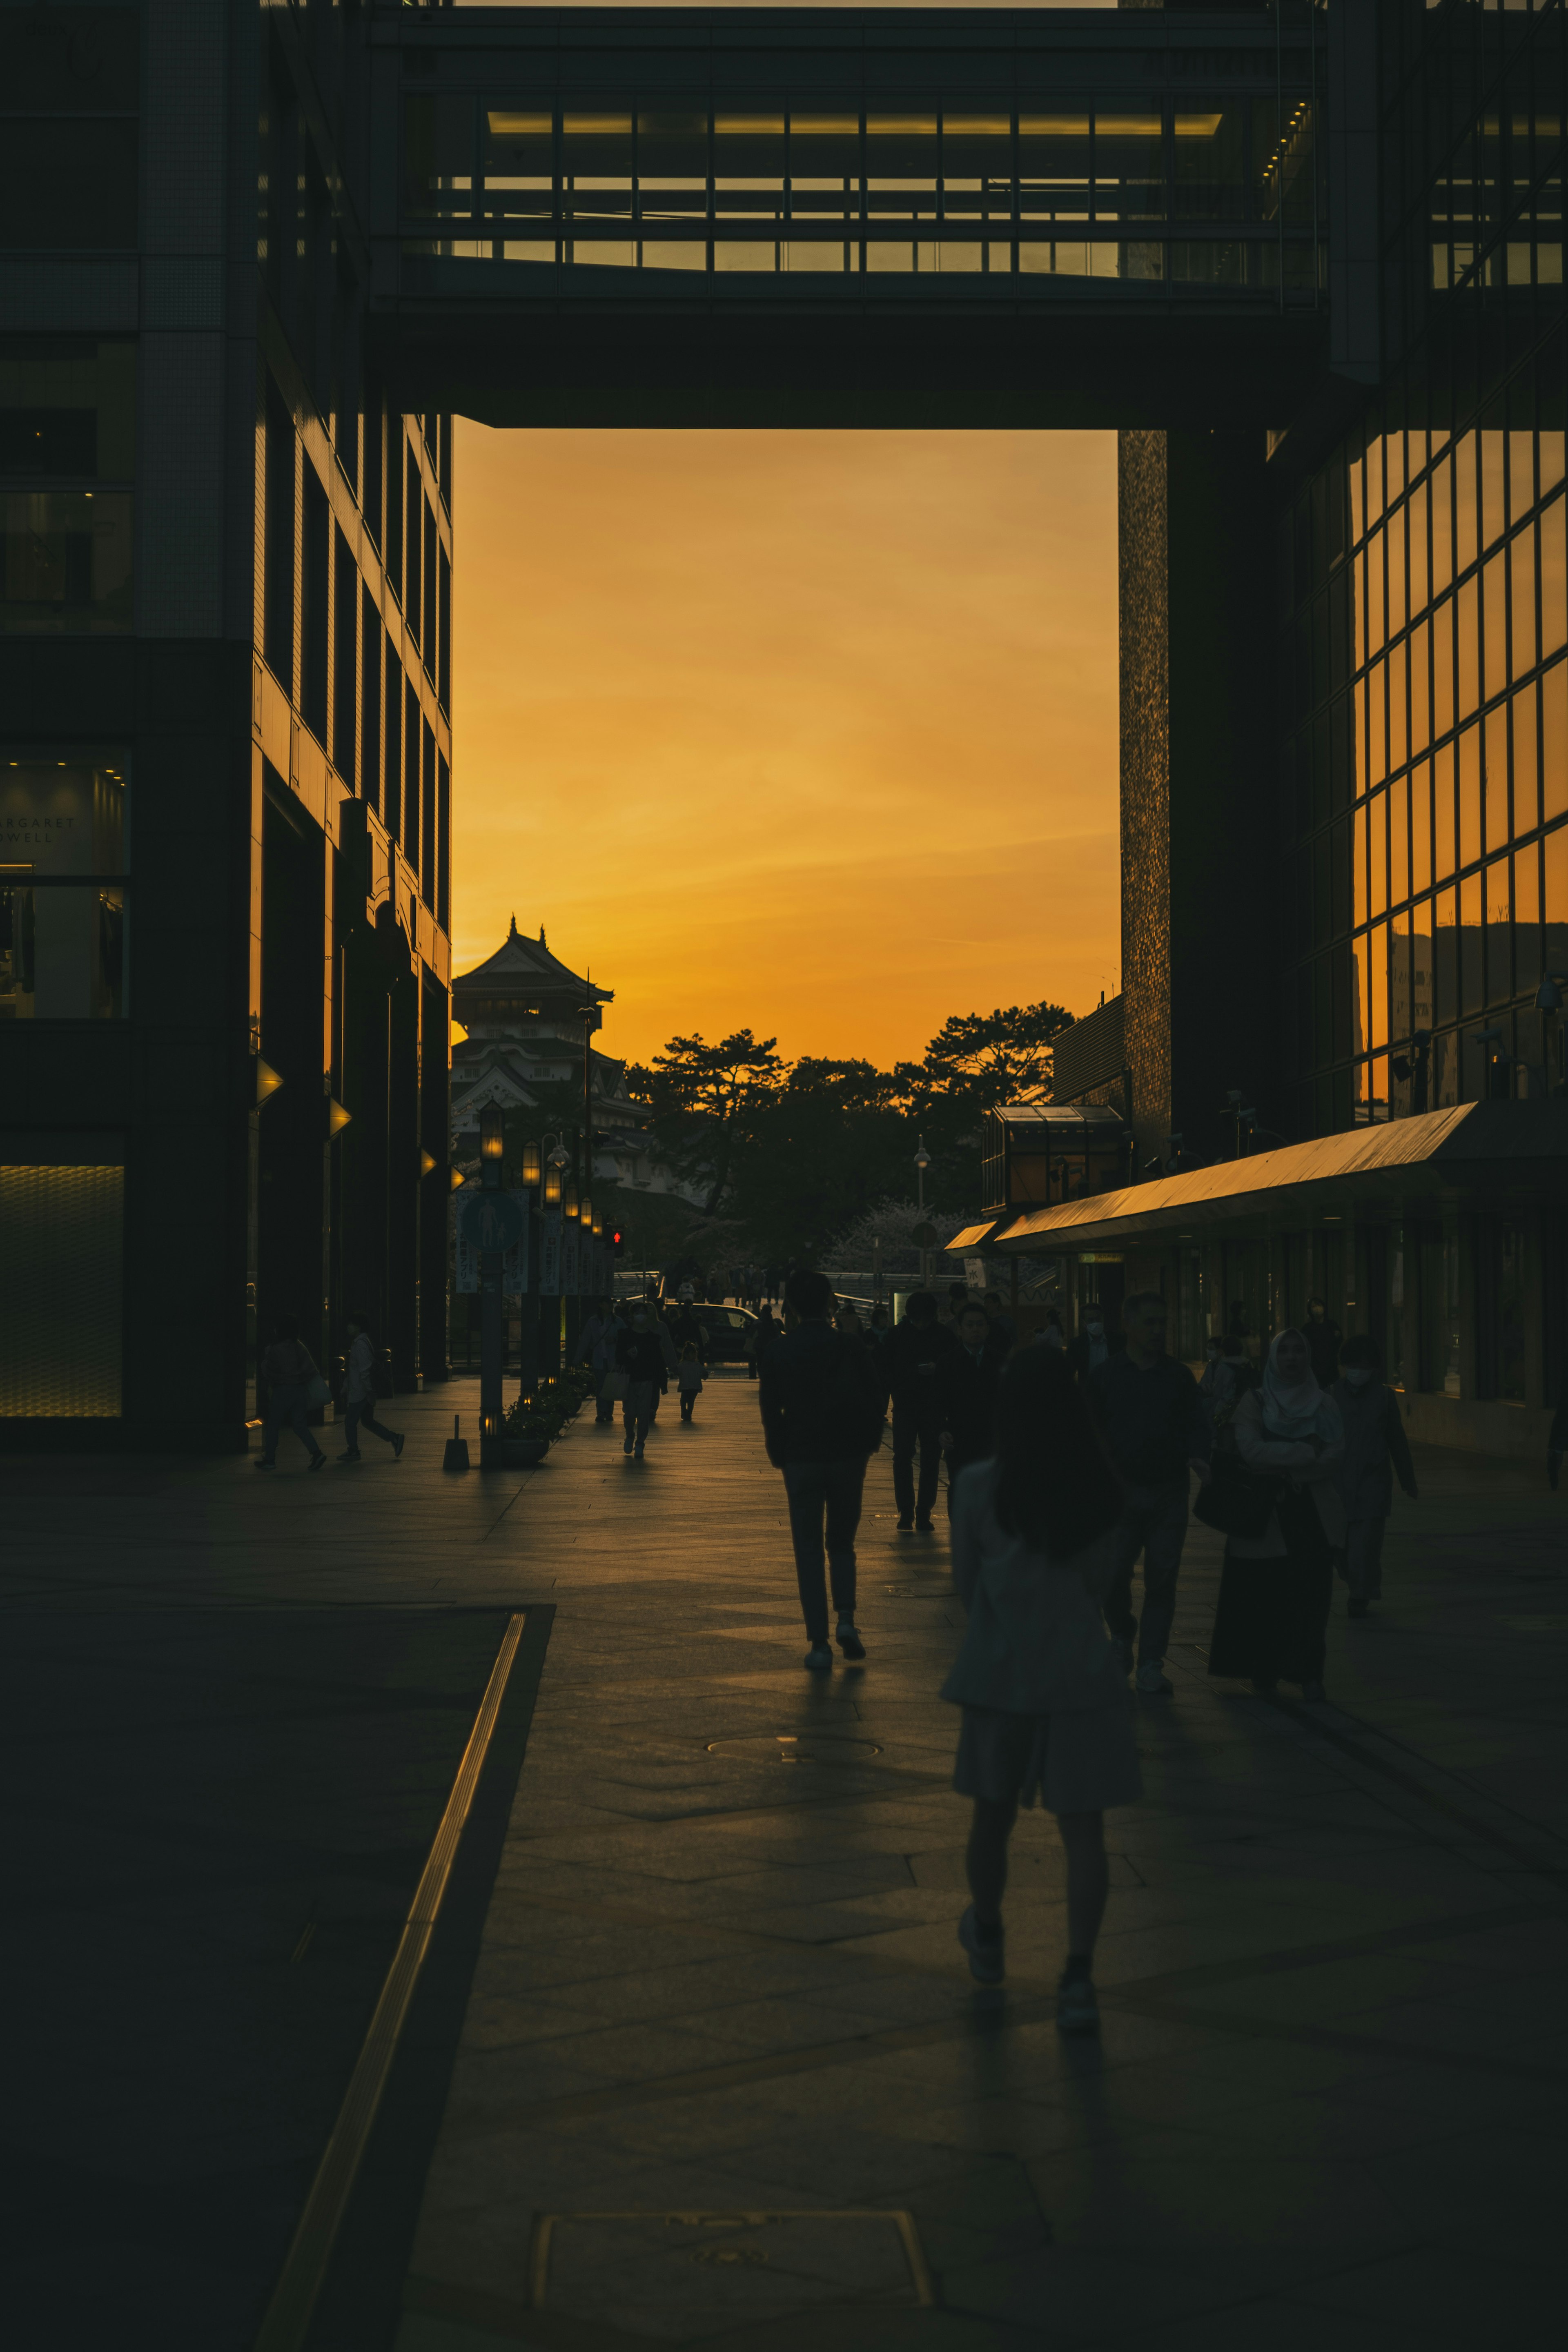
[419,1148,438,1178]
[327,1096,353,1138]
[450,1165,467,1192]
[255,1056,284,1107]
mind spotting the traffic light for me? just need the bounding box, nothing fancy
[611,1228,624,1257]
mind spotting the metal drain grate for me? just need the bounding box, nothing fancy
[528,2208,934,2320]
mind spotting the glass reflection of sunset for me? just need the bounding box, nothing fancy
[452,425,1118,1065]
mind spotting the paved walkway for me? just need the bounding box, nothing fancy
[6,1369,1566,2348]
[388,1374,1565,2351]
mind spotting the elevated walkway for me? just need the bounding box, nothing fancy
[370,4,1333,424]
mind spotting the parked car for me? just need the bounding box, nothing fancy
[684,1303,760,1363]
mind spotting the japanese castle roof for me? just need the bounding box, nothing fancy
[452,918,613,1006]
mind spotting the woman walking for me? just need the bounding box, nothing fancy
[338,1314,405,1463]
[1207,1328,1345,1700]
[254,1315,327,1472]
[677,1340,704,1423]
[942,1348,1139,2034]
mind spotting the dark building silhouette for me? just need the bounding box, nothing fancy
[3,4,1566,1454]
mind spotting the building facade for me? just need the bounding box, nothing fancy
[2,3,452,1446]
[1016,0,1568,1454]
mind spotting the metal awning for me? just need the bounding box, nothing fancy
[945,1215,1019,1254]
[993,1101,1568,1254]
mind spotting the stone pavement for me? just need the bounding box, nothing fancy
[4,1369,1566,2349]
[385,1374,1566,2352]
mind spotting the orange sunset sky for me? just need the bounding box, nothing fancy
[450,423,1121,1070]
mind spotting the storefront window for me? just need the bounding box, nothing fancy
[0,756,127,1018]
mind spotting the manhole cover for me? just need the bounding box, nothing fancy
[705,1733,883,1766]
[530,2210,933,2321]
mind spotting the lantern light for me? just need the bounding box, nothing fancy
[521,1137,541,1187]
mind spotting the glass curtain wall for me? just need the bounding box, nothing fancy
[1281,0,1568,1134]
[405,90,1322,290]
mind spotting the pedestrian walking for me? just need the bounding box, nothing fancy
[1207,1328,1345,1699]
[938,1280,971,1330]
[885,1290,958,1532]
[1303,1295,1343,1388]
[337,1314,405,1463]
[1039,1307,1066,1351]
[1086,1292,1211,1696]
[677,1340,704,1423]
[748,1301,777,1380]
[943,1346,1139,2032]
[575,1295,623,1423]
[1065,1303,1121,1386]
[615,1301,673,1458]
[759,1268,884,1671]
[1330,1334,1417,1617]
[939,1300,1007,1516]
[255,1315,327,1472]
[982,1290,1017,1349]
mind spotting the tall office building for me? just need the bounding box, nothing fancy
[1,4,452,1446]
[934,5,1566,1456]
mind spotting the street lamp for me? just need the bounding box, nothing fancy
[477,1101,506,1457]
[544,1141,566,1207]
[480,1100,504,1184]
[521,1136,541,1189]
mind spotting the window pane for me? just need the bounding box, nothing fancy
[1513,679,1540,833]
[1412,757,1434,893]
[1390,768,1410,907]
[0,756,127,1019]
[1515,837,1542,987]
[1458,574,1479,717]
[1409,477,1430,616]
[1481,425,1506,552]
[1432,594,1455,739]
[1543,495,1566,659]
[1459,869,1483,1012]
[1546,661,1568,824]
[1370,786,1388,918]
[1368,527,1385,656]
[1410,614,1431,753]
[1388,636,1408,773]
[1484,855,1512,1002]
[1482,547,1508,703]
[1510,526,1537,681]
[1455,430,1478,573]
[2,491,132,634]
[1459,723,1482,868]
[1434,885,1457,1025]
[1430,453,1453,595]
[1483,704,1510,856]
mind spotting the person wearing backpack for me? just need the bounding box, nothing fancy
[255,1314,328,1472]
[338,1314,405,1463]
[759,1268,884,1671]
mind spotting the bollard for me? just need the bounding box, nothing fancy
[442,1412,471,1472]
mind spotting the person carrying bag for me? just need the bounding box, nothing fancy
[255,1315,328,1473]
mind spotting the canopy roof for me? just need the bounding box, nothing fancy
[994,1102,1568,1253]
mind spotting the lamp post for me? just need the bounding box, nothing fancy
[544,1138,569,1374]
[479,1100,504,1461]
[914,1138,932,1289]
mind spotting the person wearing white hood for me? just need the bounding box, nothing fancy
[1207,1327,1345,1700]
